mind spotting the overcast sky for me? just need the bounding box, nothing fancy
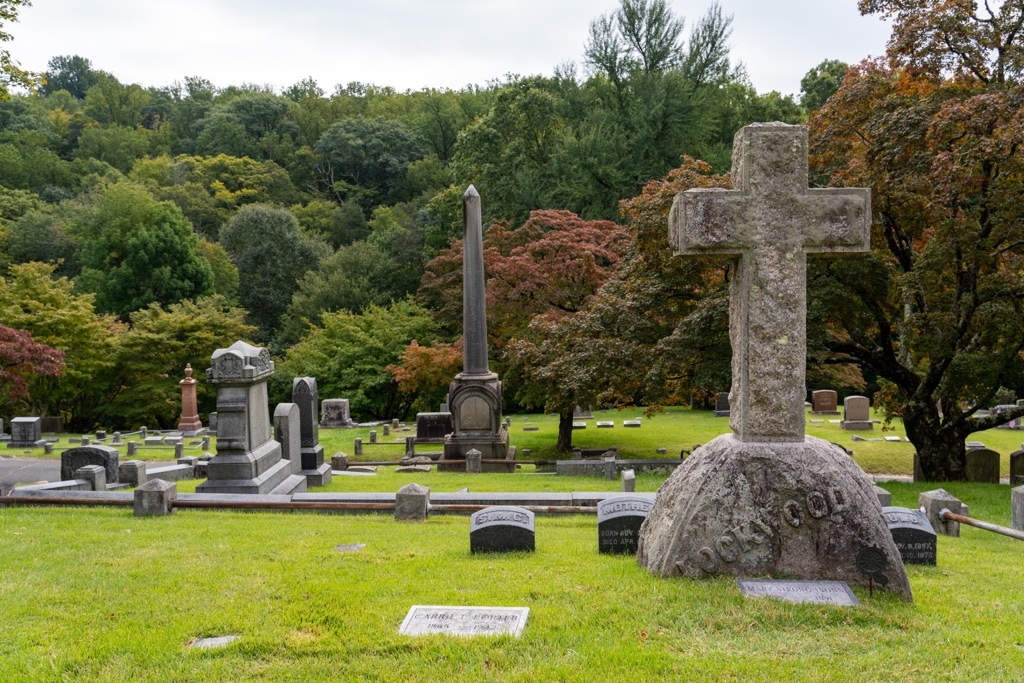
[12,1,892,97]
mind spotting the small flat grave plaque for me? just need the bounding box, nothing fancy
[883,506,937,565]
[523,426,539,432]
[596,421,614,428]
[334,543,366,553]
[189,635,240,650]
[598,495,654,554]
[623,420,641,428]
[884,436,902,442]
[470,506,535,553]
[400,606,529,637]
[572,421,587,430]
[737,579,859,606]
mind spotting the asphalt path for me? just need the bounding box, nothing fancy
[0,456,61,484]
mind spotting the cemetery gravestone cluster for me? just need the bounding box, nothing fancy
[197,341,306,495]
[639,123,911,600]
[61,445,119,483]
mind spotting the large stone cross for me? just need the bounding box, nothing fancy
[669,123,871,442]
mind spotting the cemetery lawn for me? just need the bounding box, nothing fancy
[1,481,1022,682]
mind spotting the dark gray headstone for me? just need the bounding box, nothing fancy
[470,506,535,553]
[61,445,119,483]
[714,392,730,417]
[965,448,1000,483]
[883,506,937,565]
[8,417,41,448]
[416,412,453,440]
[39,416,62,434]
[1010,449,1024,485]
[598,495,653,554]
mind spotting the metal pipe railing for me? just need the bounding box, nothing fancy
[940,508,1024,542]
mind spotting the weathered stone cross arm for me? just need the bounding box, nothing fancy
[668,123,872,442]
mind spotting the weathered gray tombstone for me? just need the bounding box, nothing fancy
[417,413,454,442]
[8,417,41,448]
[119,460,147,486]
[173,442,184,459]
[139,426,148,439]
[134,479,176,516]
[392,418,400,429]
[621,469,636,492]
[1012,486,1024,531]
[443,187,509,465]
[331,452,348,470]
[1011,449,1024,485]
[470,506,535,553]
[466,448,482,474]
[111,432,122,445]
[208,412,218,434]
[95,430,106,441]
[638,123,911,600]
[883,506,937,565]
[273,403,303,477]
[713,392,730,417]
[598,496,653,554]
[292,377,330,486]
[395,483,429,521]
[61,445,119,483]
[964,448,1000,484]
[811,390,840,415]
[369,429,377,444]
[841,396,873,431]
[197,341,306,495]
[873,486,892,507]
[383,424,391,437]
[918,489,963,537]
[74,464,106,491]
[319,398,356,428]
[354,437,362,455]
[127,441,138,456]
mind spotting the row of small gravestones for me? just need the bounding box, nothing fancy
[392,484,939,564]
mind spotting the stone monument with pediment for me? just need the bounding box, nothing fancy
[441,186,510,468]
[197,341,306,495]
[637,123,911,600]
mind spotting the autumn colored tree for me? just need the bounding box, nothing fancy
[0,324,63,407]
[506,158,731,450]
[388,339,463,415]
[807,1,1024,480]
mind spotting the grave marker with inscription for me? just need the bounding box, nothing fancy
[638,123,911,600]
[399,606,529,637]
[737,579,859,606]
[883,506,937,565]
[598,495,653,554]
[811,390,840,415]
[470,506,534,553]
[7,417,41,448]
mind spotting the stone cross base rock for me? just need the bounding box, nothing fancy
[637,434,912,600]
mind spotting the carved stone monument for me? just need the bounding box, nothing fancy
[7,417,41,448]
[841,395,873,430]
[176,364,203,434]
[442,186,509,467]
[197,341,306,495]
[638,123,911,600]
[319,398,356,428]
[293,377,331,486]
[811,390,840,415]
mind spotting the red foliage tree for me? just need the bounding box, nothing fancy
[0,324,64,406]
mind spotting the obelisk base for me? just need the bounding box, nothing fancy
[441,372,512,471]
[637,434,912,600]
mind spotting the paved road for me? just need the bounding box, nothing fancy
[0,456,61,484]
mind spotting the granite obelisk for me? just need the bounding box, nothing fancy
[442,186,510,468]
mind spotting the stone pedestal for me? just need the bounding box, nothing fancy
[197,341,305,496]
[396,483,429,521]
[320,398,356,428]
[176,364,203,434]
[918,489,963,537]
[74,464,106,491]
[441,372,509,468]
[7,417,41,448]
[637,435,912,600]
[135,479,176,516]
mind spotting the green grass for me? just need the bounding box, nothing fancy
[1,480,1023,681]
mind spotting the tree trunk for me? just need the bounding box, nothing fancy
[902,398,970,482]
[556,409,575,452]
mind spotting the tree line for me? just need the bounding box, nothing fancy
[2,0,1022,480]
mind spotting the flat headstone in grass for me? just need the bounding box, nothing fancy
[396,465,432,473]
[572,422,587,430]
[470,506,534,553]
[334,543,366,553]
[623,420,641,428]
[523,427,539,432]
[597,421,614,428]
[188,635,240,649]
[399,606,529,637]
[737,579,859,606]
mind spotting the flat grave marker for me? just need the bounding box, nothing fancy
[737,579,859,606]
[399,606,529,637]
